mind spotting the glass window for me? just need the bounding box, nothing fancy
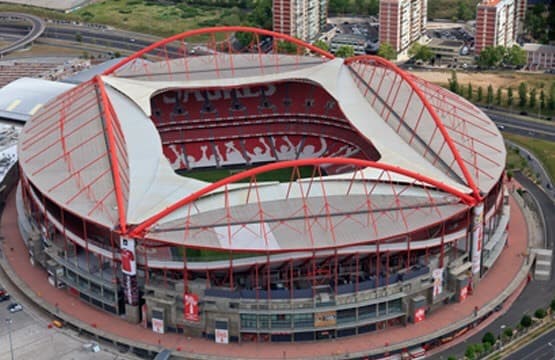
[240,314,257,329]
[271,314,291,328]
[358,304,376,320]
[379,302,387,316]
[259,315,269,328]
[293,313,313,328]
[389,299,402,313]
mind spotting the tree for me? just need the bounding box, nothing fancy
[235,31,254,47]
[482,331,496,346]
[477,86,483,102]
[75,33,82,42]
[503,327,513,338]
[550,298,555,312]
[408,43,434,62]
[467,82,473,100]
[465,344,476,360]
[507,86,514,106]
[277,40,297,54]
[518,82,527,107]
[483,342,492,353]
[535,308,547,319]
[477,45,505,68]
[540,89,546,110]
[447,357,457,360]
[448,71,459,94]
[487,84,494,104]
[248,0,273,29]
[504,45,527,67]
[377,43,396,60]
[335,45,355,58]
[312,39,329,52]
[474,343,484,356]
[457,0,474,20]
[496,88,503,105]
[521,314,532,327]
[550,83,555,110]
[529,87,537,108]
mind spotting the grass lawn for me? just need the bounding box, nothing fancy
[0,1,244,38]
[503,133,555,183]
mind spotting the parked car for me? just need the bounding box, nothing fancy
[0,293,10,302]
[7,303,22,313]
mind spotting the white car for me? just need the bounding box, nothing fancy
[7,303,22,313]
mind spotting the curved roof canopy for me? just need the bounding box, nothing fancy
[18,27,506,251]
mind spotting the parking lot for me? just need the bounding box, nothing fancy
[0,281,136,360]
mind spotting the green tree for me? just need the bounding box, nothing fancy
[508,86,514,106]
[448,71,459,94]
[465,344,476,360]
[235,31,254,47]
[535,308,547,318]
[477,86,483,102]
[377,43,396,60]
[447,357,457,360]
[487,84,494,104]
[503,327,513,338]
[550,83,555,110]
[312,39,329,52]
[76,33,82,42]
[529,87,537,108]
[328,0,349,14]
[457,0,474,20]
[483,342,492,353]
[518,82,528,107]
[550,298,555,312]
[335,45,355,58]
[477,45,505,68]
[521,314,533,327]
[467,82,473,100]
[247,0,272,29]
[525,4,548,42]
[408,43,434,62]
[482,331,496,346]
[277,40,297,54]
[504,45,527,67]
[496,88,503,105]
[540,89,546,110]
[474,343,484,356]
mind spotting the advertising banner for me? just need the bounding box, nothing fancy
[152,318,164,334]
[459,285,469,302]
[184,293,199,322]
[314,311,337,327]
[432,268,444,298]
[120,237,137,276]
[414,307,426,323]
[471,203,484,274]
[215,329,229,344]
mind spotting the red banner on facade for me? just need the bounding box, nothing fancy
[459,285,469,302]
[414,307,426,323]
[184,293,199,322]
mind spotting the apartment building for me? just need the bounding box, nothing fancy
[475,0,516,54]
[379,0,427,54]
[273,0,328,42]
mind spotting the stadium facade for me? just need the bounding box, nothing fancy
[16,27,509,344]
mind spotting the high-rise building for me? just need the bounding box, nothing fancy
[475,0,515,54]
[379,0,427,54]
[273,0,328,42]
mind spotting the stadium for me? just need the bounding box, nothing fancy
[16,27,509,344]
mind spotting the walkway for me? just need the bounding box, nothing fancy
[0,189,528,359]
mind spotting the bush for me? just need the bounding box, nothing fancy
[550,299,555,312]
[447,356,457,360]
[474,343,484,355]
[535,308,547,319]
[503,327,513,338]
[465,344,476,360]
[482,331,496,346]
[483,341,492,353]
[521,314,533,327]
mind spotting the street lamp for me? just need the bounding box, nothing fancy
[5,318,14,360]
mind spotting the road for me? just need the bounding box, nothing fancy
[506,327,555,360]
[483,109,555,142]
[431,172,555,359]
[0,12,45,56]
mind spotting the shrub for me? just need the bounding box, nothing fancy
[483,341,492,353]
[503,327,513,338]
[535,308,547,319]
[482,331,496,346]
[550,298,555,312]
[474,343,484,355]
[521,314,532,327]
[465,344,476,360]
[447,356,457,360]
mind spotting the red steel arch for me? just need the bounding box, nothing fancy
[128,157,476,237]
[344,55,482,201]
[102,26,335,76]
